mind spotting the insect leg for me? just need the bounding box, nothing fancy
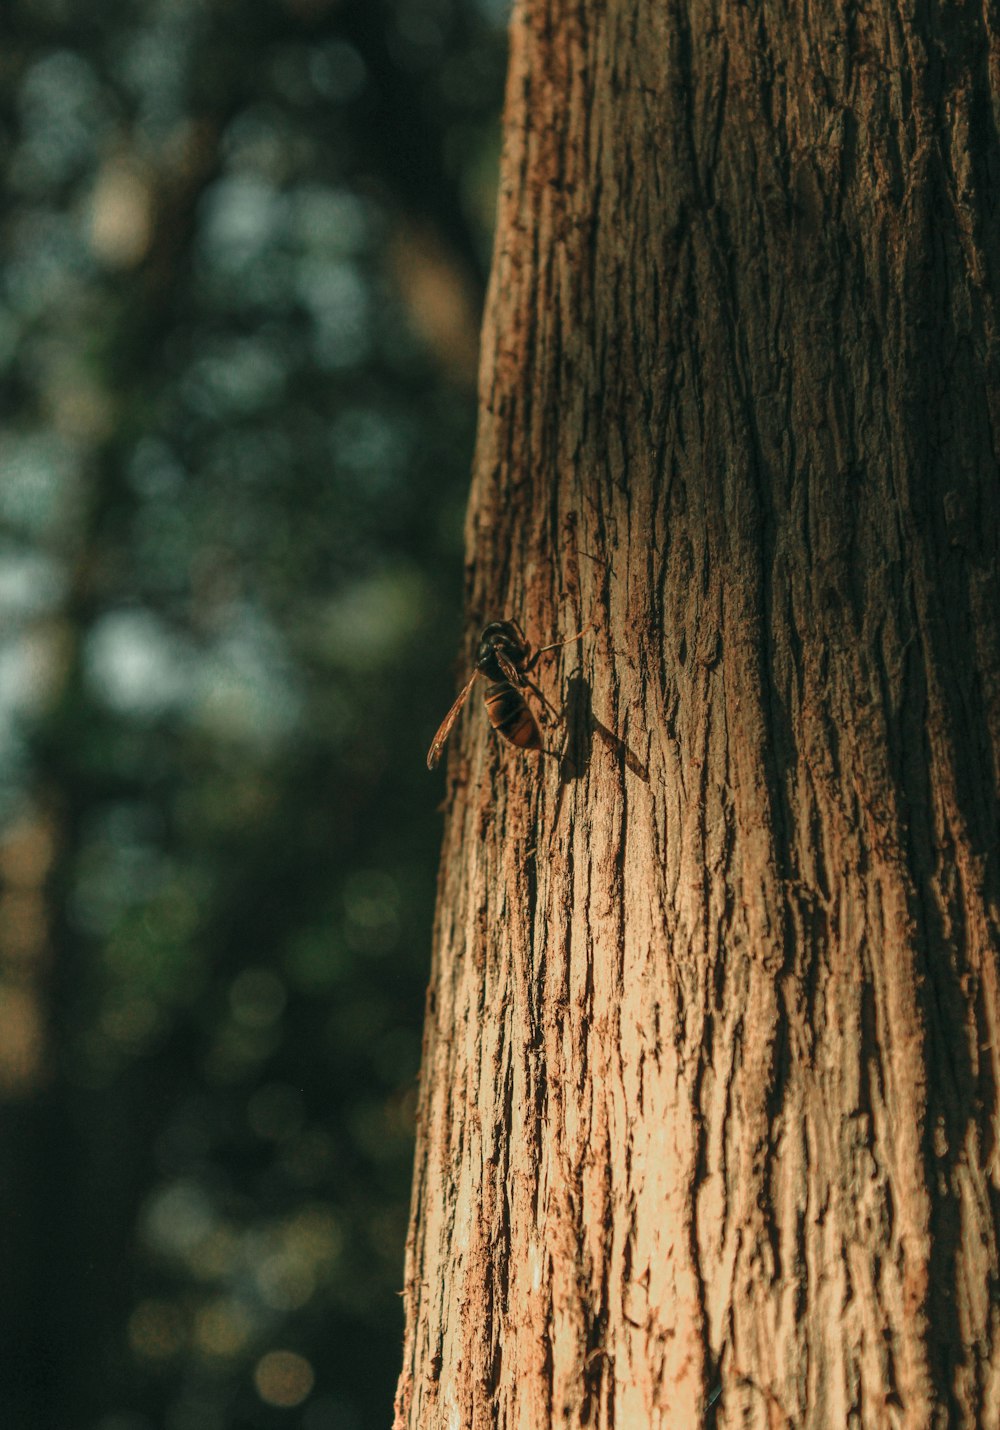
[522,674,560,722]
[525,626,588,671]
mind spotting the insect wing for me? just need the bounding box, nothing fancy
[495,649,523,686]
[426,674,478,769]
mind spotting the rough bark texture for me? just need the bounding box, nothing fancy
[396,1,1000,1425]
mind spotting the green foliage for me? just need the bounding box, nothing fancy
[0,1,505,1425]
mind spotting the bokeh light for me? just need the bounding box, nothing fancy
[254,1349,315,1408]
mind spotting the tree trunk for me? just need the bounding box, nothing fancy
[395,1,1000,1425]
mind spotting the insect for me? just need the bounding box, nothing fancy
[426,619,583,770]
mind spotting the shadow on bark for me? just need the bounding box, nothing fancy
[557,673,648,784]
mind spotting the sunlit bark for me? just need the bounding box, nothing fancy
[397,1,1000,1424]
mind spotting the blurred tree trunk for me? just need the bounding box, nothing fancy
[396,1,1000,1425]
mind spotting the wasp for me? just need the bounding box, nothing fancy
[426,619,583,770]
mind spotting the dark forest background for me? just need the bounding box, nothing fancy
[0,1,505,1426]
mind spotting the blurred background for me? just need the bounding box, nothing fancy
[0,1,506,1426]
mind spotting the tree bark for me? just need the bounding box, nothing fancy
[396,1,1000,1425]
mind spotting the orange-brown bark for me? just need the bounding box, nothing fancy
[396,1,1000,1425]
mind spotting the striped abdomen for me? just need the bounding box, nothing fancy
[483,680,540,751]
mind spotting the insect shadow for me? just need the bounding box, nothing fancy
[557,673,649,784]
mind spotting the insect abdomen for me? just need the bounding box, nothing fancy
[483,682,540,750]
